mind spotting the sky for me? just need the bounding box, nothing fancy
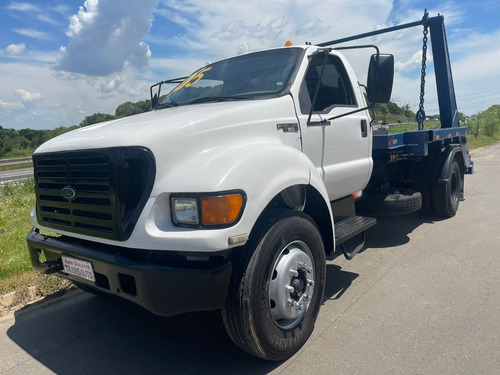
[0,0,499,130]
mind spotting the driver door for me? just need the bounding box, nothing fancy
[298,52,372,201]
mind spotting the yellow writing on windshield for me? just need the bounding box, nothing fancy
[173,67,213,93]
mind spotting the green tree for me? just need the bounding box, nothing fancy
[79,113,116,127]
[115,102,135,117]
[115,100,151,118]
[402,104,415,120]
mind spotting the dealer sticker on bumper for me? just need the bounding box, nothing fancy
[62,255,95,282]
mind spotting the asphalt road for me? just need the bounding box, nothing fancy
[0,168,34,184]
[1,143,499,374]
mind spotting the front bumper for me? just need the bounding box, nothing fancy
[27,229,232,317]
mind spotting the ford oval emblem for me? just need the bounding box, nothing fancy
[61,186,77,200]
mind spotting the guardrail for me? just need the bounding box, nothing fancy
[0,157,33,168]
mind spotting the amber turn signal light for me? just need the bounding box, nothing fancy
[201,194,244,226]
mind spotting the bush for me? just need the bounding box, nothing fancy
[483,118,500,137]
[2,178,35,196]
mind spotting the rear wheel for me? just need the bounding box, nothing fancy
[416,183,434,215]
[433,160,462,217]
[222,210,326,361]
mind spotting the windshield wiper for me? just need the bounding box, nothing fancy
[157,101,179,109]
[186,96,248,105]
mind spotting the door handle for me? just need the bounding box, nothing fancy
[361,119,368,137]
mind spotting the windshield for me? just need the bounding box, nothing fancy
[158,48,303,108]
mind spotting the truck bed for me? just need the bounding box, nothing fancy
[372,126,470,157]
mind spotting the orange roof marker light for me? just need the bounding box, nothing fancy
[284,40,293,46]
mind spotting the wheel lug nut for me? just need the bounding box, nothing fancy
[306,279,315,286]
[287,299,294,307]
[289,269,299,277]
[295,302,303,310]
[298,261,312,273]
[303,294,310,301]
[285,285,295,293]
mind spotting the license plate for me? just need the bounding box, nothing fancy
[62,255,96,282]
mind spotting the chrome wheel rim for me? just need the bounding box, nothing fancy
[269,240,315,329]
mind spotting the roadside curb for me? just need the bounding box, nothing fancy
[0,285,76,320]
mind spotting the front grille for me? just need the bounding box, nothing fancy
[34,147,155,241]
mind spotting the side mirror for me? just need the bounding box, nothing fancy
[150,82,162,110]
[367,54,394,103]
[151,93,159,109]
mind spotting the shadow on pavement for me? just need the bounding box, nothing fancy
[324,264,358,302]
[364,212,440,249]
[7,262,358,375]
[8,291,276,374]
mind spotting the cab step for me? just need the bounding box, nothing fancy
[334,216,376,260]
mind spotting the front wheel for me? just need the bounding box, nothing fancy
[222,211,326,361]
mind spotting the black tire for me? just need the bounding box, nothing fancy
[416,183,434,215]
[222,210,326,361]
[356,188,422,216]
[433,160,462,217]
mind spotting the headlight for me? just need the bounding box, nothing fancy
[171,191,246,228]
[171,198,199,225]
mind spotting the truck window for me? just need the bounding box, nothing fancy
[300,54,357,113]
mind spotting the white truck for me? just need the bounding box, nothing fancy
[28,12,472,360]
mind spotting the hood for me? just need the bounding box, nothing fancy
[34,96,301,194]
[35,96,295,155]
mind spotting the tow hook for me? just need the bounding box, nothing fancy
[43,259,63,275]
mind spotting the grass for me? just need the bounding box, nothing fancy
[0,272,72,309]
[467,132,500,149]
[0,178,72,306]
[0,179,36,279]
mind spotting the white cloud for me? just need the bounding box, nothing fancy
[296,20,329,36]
[53,4,71,16]
[0,48,57,64]
[237,41,249,56]
[0,61,153,129]
[12,28,51,40]
[154,7,191,29]
[15,89,43,102]
[452,29,500,54]
[151,0,394,73]
[7,1,66,25]
[395,50,433,73]
[97,68,148,97]
[65,0,99,38]
[36,13,60,25]
[6,2,40,12]
[0,99,24,110]
[55,0,160,76]
[148,56,211,79]
[5,43,26,55]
